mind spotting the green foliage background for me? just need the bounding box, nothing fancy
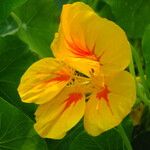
[0,0,150,149]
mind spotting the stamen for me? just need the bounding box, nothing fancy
[85,93,91,102]
[74,70,89,78]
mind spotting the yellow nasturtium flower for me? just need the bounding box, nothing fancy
[18,2,136,139]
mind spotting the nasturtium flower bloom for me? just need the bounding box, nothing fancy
[18,2,136,139]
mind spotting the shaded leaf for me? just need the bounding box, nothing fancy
[0,97,47,150]
[140,104,150,132]
[133,131,150,150]
[0,35,39,118]
[99,3,114,20]
[132,104,150,147]
[103,0,150,38]
[69,129,127,150]
[121,116,134,140]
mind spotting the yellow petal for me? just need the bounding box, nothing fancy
[51,2,131,76]
[84,71,136,136]
[34,86,85,139]
[18,58,73,104]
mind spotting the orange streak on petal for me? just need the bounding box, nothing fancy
[45,70,71,83]
[96,85,110,102]
[96,85,113,114]
[63,93,83,111]
[65,36,99,61]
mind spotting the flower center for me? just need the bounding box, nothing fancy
[66,70,90,87]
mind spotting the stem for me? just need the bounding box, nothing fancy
[117,125,133,150]
[10,12,22,29]
[129,46,150,105]
[141,95,150,105]
[131,46,150,99]
[138,88,150,105]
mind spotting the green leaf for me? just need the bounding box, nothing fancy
[0,0,28,23]
[0,97,47,150]
[103,0,150,38]
[13,0,60,57]
[142,24,150,88]
[0,35,39,118]
[0,16,18,37]
[69,129,127,150]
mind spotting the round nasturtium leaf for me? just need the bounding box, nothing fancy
[0,97,47,150]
